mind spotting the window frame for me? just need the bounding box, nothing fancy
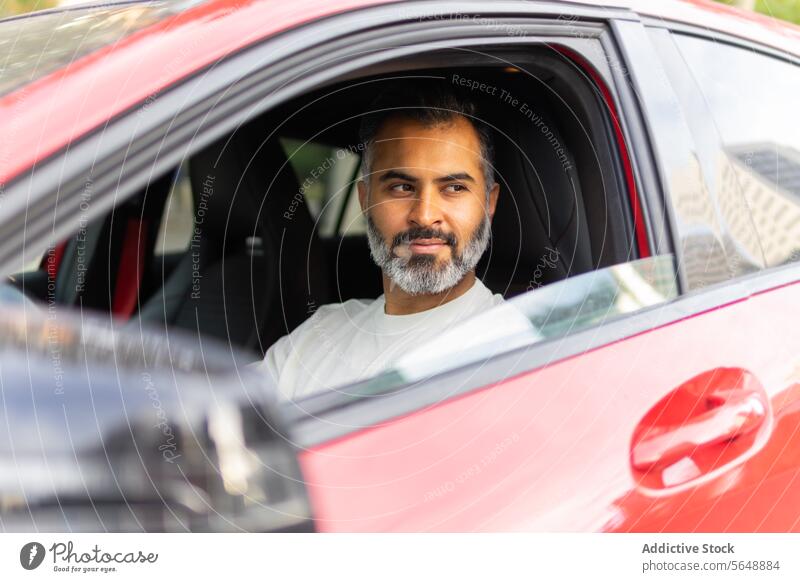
[641,16,800,68]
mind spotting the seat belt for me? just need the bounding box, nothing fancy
[112,218,148,320]
[44,241,67,281]
[55,219,107,306]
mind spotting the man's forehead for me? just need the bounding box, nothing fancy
[371,115,483,171]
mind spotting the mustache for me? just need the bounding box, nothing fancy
[392,227,457,249]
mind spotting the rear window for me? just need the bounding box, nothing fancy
[0,0,201,97]
[674,34,800,270]
[279,137,365,237]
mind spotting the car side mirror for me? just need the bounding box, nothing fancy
[0,308,313,532]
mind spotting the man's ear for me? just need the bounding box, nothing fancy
[357,180,368,213]
[487,182,500,221]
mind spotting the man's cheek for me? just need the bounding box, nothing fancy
[369,213,394,241]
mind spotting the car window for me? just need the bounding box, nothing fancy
[154,164,194,255]
[15,252,45,274]
[337,255,677,394]
[280,137,365,237]
[673,35,800,270]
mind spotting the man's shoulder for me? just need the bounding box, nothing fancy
[263,297,377,377]
[473,278,505,307]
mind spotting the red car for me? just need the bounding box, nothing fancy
[1,0,800,532]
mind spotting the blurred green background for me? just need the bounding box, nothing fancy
[1,0,799,24]
[2,0,57,19]
[757,0,800,24]
[717,0,800,24]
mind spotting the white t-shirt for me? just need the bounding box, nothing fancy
[261,278,504,400]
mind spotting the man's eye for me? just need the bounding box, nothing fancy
[445,183,468,193]
[390,183,414,193]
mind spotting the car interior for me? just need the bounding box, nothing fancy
[8,47,639,364]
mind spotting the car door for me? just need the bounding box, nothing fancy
[290,19,800,533]
[644,22,800,530]
[293,256,799,532]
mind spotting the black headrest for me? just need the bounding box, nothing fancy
[479,99,592,296]
[188,126,304,248]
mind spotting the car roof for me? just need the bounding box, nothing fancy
[0,0,797,185]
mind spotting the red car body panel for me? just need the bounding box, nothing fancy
[300,281,800,532]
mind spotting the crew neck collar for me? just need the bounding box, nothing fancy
[371,278,490,334]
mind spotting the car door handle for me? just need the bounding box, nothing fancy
[631,391,767,472]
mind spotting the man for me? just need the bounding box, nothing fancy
[263,83,503,400]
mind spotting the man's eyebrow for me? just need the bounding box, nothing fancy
[379,170,418,182]
[435,172,476,183]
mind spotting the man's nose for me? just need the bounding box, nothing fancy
[407,186,443,228]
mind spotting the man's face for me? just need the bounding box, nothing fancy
[358,114,499,295]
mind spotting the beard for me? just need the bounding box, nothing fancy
[366,212,491,295]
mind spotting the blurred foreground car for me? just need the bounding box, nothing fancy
[1,0,800,531]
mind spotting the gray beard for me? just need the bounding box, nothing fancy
[366,213,491,295]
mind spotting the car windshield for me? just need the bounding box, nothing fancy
[0,0,202,97]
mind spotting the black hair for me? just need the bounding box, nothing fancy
[358,81,495,193]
